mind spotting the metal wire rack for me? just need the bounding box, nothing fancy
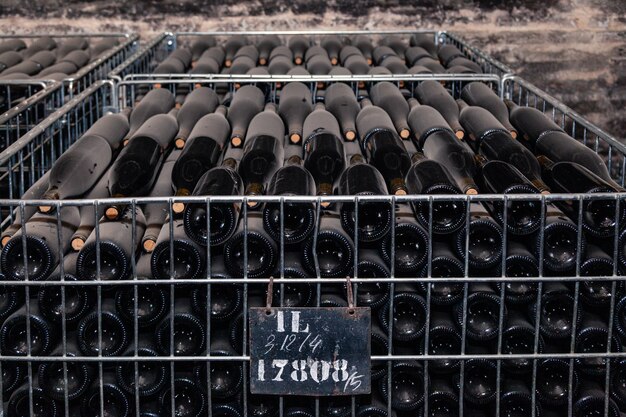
[108,30,513,83]
[0,76,625,417]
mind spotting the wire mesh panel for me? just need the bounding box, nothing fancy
[0,77,624,417]
[109,30,512,83]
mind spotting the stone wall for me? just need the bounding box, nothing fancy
[0,0,624,139]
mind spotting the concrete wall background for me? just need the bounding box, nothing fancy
[0,0,624,138]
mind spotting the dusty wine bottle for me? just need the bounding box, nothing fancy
[352,250,391,309]
[38,340,94,401]
[460,82,517,138]
[224,35,248,67]
[580,244,618,307]
[77,304,130,357]
[262,155,316,245]
[81,375,131,417]
[320,35,343,65]
[0,303,55,356]
[278,82,313,144]
[21,36,55,58]
[500,379,539,417]
[227,85,265,147]
[356,98,411,194]
[115,278,168,329]
[575,312,622,377]
[257,35,281,65]
[171,106,230,211]
[496,240,538,305]
[1,206,80,281]
[81,108,131,151]
[456,284,505,342]
[116,346,168,398]
[414,80,464,139]
[369,81,411,139]
[455,358,497,407]
[352,35,374,64]
[155,301,206,356]
[379,361,425,412]
[378,291,427,343]
[191,256,242,320]
[190,35,217,61]
[302,210,355,278]
[529,282,579,341]
[535,358,577,408]
[268,54,294,75]
[574,380,621,417]
[306,53,333,76]
[150,216,206,280]
[501,309,544,373]
[174,86,219,149]
[454,202,503,271]
[0,51,21,72]
[126,88,175,141]
[7,384,58,417]
[324,82,360,141]
[419,241,465,306]
[287,35,309,65]
[427,311,462,374]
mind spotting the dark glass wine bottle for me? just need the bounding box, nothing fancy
[574,380,620,417]
[529,282,579,342]
[155,301,206,356]
[379,291,427,343]
[174,86,219,149]
[81,375,132,417]
[476,156,543,235]
[262,155,316,245]
[539,156,625,238]
[352,250,390,309]
[182,155,244,247]
[460,82,517,137]
[404,46,432,66]
[351,35,374,64]
[190,35,217,61]
[116,345,168,398]
[22,36,55,58]
[267,251,313,308]
[575,312,621,377]
[3,50,55,75]
[70,166,112,250]
[56,36,88,56]
[437,44,464,66]
[1,361,25,398]
[227,85,265,147]
[126,88,175,140]
[0,38,26,53]
[287,35,308,65]
[82,109,131,151]
[268,54,294,75]
[356,98,411,194]
[610,359,626,410]
[500,378,540,417]
[379,361,425,412]
[320,35,343,65]
[506,100,619,187]
[428,311,462,374]
[501,309,544,374]
[304,44,327,63]
[338,143,393,243]
[534,203,584,273]
[223,35,248,67]
[0,51,22,72]
[191,256,242,322]
[278,82,313,144]
[38,340,94,401]
[150,216,206,280]
[369,81,411,139]
[0,303,55,356]
[238,103,285,202]
[1,206,80,281]
[495,240,538,305]
[428,378,460,416]
[372,45,397,66]
[324,82,360,141]
[302,210,355,278]
[344,53,370,75]
[207,328,244,400]
[414,80,464,139]
[419,241,465,306]
[339,45,363,64]
[454,202,503,271]
[77,305,129,357]
[0,282,23,325]
[580,244,617,307]
[257,35,281,65]
[115,280,168,329]
[456,358,497,407]
[7,384,59,417]
[306,53,332,75]
[455,284,505,342]
[76,206,146,281]
[536,358,577,408]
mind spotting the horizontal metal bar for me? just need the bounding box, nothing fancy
[0,81,61,125]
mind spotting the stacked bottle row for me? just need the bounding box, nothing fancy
[1,269,626,416]
[0,36,123,81]
[151,33,483,80]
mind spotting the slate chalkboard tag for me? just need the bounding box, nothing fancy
[249,276,371,396]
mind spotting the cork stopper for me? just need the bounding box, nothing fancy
[231,136,243,147]
[143,239,156,253]
[455,130,465,140]
[175,138,186,149]
[1,236,11,247]
[345,130,356,141]
[105,206,119,220]
[71,237,85,251]
[399,128,411,139]
[289,133,302,144]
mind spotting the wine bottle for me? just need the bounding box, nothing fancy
[378,291,427,342]
[182,154,243,247]
[267,251,313,308]
[352,250,390,309]
[414,80,464,139]
[287,35,308,65]
[0,38,26,53]
[460,82,517,138]
[369,81,411,139]
[171,106,229,210]
[38,340,94,401]
[0,303,54,356]
[496,240,538,305]
[351,35,374,64]
[455,284,505,342]
[529,282,579,342]
[150,216,206,280]
[206,328,244,399]
[324,82,360,141]
[38,253,94,327]
[1,361,25,398]
[190,35,217,61]
[404,46,433,66]
[1,206,80,281]
[372,45,397,66]
[0,51,22,72]
[428,311,462,374]
[381,55,409,74]
[268,54,294,75]
[501,309,544,373]
[22,37,55,58]
[223,211,277,278]
[0,282,23,325]
[155,300,205,356]
[223,35,248,67]
[195,45,224,68]
[356,99,411,194]
[535,203,584,273]
[262,155,316,245]
[233,44,259,63]
[56,36,88,56]
[574,381,621,417]
[81,375,131,417]
[7,384,58,417]
[69,168,111,251]
[414,56,445,73]
[2,51,55,76]
[37,60,78,77]
[536,358,577,407]
[126,88,176,140]
[82,109,131,151]
[379,361,425,412]
[456,358,497,407]
[405,152,467,234]
[575,312,621,377]
[580,245,618,307]
[116,346,168,398]
[476,156,543,235]
[238,103,285,201]
[115,280,168,329]
[76,205,146,281]
[428,379,460,416]
[457,99,550,193]
[37,135,113,212]
[419,241,465,306]
[77,306,129,357]
[257,35,281,65]
[1,170,51,246]
[58,49,90,68]
[89,36,120,58]
[448,57,483,74]
[302,102,346,198]
[174,87,219,149]
[380,202,429,276]
[228,55,256,75]
[437,44,464,66]
[611,359,626,410]
[227,85,265,147]
[500,379,539,417]
[321,35,343,65]
[344,53,370,75]
[339,45,362,64]
[106,113,178,219]
[454,202,503,271]
[539,156,625,238]
[302,210,354,278]
[338,143,393,242]
[191,256,242,320]
[278,82,313,144]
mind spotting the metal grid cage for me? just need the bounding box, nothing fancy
[108,30,513,83]
[0,76,625,417]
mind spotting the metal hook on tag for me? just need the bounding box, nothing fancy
[345,275,355,315]
[265,275,274,314]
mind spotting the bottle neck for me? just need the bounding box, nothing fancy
[215,105,228,117]
[407,97,419,110]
